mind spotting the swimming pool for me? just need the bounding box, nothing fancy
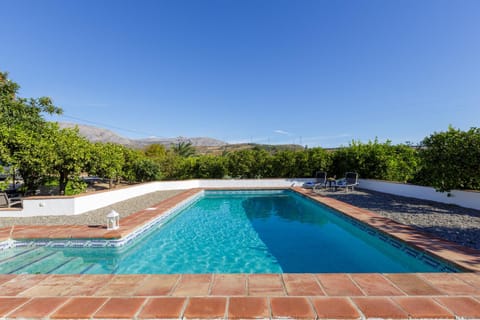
[0,190,459,274]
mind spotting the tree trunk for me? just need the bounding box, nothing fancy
[59,172,68,195]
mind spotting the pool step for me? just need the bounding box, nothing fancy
[0,247,107,274]
[0,248,46,273]
[7,251,60,274]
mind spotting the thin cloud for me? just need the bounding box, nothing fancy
[274,130,290,135]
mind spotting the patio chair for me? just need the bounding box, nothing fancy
[0,192,22,208]
[303,171,327,190]
[312,172,328,192]
[336,172,359,192]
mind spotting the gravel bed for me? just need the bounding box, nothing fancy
[0,190,185,228]
[323,188,480,250]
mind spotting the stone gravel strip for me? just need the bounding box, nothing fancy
[0,190,185,228]
[323,188,480,250]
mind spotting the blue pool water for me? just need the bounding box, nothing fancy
[0,190,459,274]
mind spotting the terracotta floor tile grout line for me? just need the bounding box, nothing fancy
[428,297,458,319]
[386,296,411,319]
[345,296,366,320]
[89,297,111,320]
[224,296,229,320]
[278,274,288,296]
[167,274,182,297]
[310,274,327,297]
[346,274,368,297]
[208,273,215,296]
[304,296,319,320]
[2,297,34,319]
[379,273,410,297]
[132,296,150,320]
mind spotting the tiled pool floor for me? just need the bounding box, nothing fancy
[0,188,480,319]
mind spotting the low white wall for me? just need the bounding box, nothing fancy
[0,179,310,217]
[359,179,480,211]
[198,178,309,188]
[5,178,477,217]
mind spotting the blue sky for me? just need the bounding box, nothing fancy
[1,0,479,147]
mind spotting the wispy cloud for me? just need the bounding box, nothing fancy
[274,129,290,135]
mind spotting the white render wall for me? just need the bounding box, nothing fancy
[0,179,311,217]
[2,178,478,217]
[358,179,480,211]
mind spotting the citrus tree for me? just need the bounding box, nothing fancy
[417,126,480,192]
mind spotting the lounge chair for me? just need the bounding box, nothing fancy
[313,172,328,192]
[303,171,327,190]
[0,192,22,208]
[336,172,359,192]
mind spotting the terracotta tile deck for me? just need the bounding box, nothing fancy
[0,187,480,319]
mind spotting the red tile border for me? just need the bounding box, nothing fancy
[270,297,316,319]
[350,273,405,296]
[183,297,227,319]
[311,297,361,319]
[282,273,324,296]
[393,297,454,319]
[210,274,247,296]
[248,274,286,296]
[93,297,146,319]
[137,297,187,319]
[0,297,30,317]
[228,297,270,319]
[5,297,68,318]
[172,274,212,296]
[50,297,108,319]
[352,297,408,319]
[385,273,443,295]
[435,296,480,318]
[316,274,364,296]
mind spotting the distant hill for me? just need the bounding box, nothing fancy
[56,122,305,154]
[57,122,227,148]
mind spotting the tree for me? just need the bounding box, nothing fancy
[417,126,480,192]
[88,142,125,188]
[132,158,162,182]
[144,144,167,160]
[330,139,418,182]
[0,71,62,193]
[172,139,195,157]
[51,128,90,195]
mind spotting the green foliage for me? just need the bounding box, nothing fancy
[144,144,167,159]
[0,72,63,193]
[416,126,480,192]
[51,128,91,195]
[330,139,418,182]
[65,178,88,195]
[132,158,162,182]
[87,142,125,187]
[172,140,195,157]
[226,149,273,178]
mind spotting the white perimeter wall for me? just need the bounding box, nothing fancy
[358,179,480,211]
[2,178,478,217]
[0,179,310,217]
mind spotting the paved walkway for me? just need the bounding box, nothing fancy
[0,273,480,319]
[0,188,480,319]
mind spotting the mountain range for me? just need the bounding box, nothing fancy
[57,122,227,148]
